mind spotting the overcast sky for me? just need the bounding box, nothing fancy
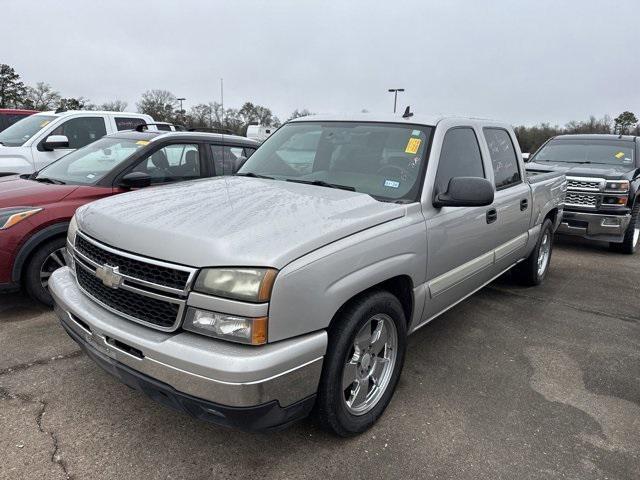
[2,0,638,125]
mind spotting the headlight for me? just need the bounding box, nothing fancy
[194,268,278,303]
[183,307,268,345]
[67,214,78,246]
[0,207,43,230]
[605,180,629,193]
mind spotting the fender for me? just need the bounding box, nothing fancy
[11,222,69,283]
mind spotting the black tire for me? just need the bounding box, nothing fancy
[316,290,407,437]
[512,218,554,286]
[609,202,640,254]
[23,237,67,306]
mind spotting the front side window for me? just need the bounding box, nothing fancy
[434,127,485,194]
[238,122,433,202]
[132,143,200,184]
[531,139,636,166]
[483,128,521,189]
[0,115,56,146]
[50,117,107,149]
[35,137,146,185]
[211,145,256,175]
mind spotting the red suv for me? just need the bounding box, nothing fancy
[0,109,38,132]
[0,127,258,304]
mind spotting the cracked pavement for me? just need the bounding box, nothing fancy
[0,236,639,479]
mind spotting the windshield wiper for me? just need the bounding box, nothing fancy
[285,179,356,191]
[235,172,274,179]
[34,176,66,185]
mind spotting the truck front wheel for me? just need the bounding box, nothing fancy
[609,203,640,254]
[316,291,407,437]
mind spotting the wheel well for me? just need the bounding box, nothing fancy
[330,275,414,329]
[13,225,69,284]
[20,233,67,282]
[544,208,558,226]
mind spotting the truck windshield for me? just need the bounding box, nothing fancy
[35,137,146,185]
[532,139,635,166]
[0,115,56,146]
[238,121,433,202]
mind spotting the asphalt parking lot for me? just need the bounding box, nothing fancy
[1,236,639,480]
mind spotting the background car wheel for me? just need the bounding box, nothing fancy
[609,202,640,254]
[316,290,407,437]
[23,237,67,306]
[513,218,554,286]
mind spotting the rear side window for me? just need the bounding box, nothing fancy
[132,143,201,184]
[484,128,521,189]
[210,145,253,175]
[435,127,485,193]
[51,117,107,149]
[115,117,146,131]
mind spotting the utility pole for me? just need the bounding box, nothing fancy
[220,78,224,126]
[388,88,405,113]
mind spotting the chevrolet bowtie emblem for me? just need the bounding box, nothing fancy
[95,265,124,289]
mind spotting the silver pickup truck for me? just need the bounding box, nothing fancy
[50,114,566,436]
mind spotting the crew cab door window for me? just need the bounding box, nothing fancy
[434,127,485,193]
[133,143,201,184]
[210,145,254,175]
[483,128,521,190]
[50,117,107,149]
[115,117,146,131]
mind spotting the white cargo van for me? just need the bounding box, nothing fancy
[0,110,154,175]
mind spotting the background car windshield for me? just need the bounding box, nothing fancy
[532,139,635,166]
[37,137,145,185]
[0,115,56,146]
[238,122,432,201]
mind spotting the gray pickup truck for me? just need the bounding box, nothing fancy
[50,114,566,436]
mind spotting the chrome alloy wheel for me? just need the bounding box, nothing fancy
[40,247,67,289]
[537,231,551,278]
[633,227,639,248]
[342,313,398,415]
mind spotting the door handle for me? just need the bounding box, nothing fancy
[520,199,528,211]
[486,208,498,224]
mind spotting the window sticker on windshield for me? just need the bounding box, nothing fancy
[615,151,625,159]
[136,140,150,146]
[411,130,421,137]
[384,179,400,188]
[623,158,633,164]
[40,120,50,127]
[405,138,421,154]
[86,173,96,179]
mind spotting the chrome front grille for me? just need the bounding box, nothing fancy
[71,232,196,331]
[566,176,604,192]
[565,192,598,208]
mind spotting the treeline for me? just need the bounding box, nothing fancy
[1,63,638,144]
[0,64,312,135]
[515,112,640,153]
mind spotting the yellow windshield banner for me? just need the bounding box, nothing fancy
[405,138,421,154]
[615,151,625,159]
[136,140,150,146]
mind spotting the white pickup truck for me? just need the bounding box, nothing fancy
[0,110,153,175]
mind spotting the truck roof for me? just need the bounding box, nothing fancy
[554,133,638,142]
[290,112,510,129]
[36,110,150,118]
[110,129,260,146]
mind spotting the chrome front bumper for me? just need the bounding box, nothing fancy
[558,211,631,241]
[49,267,326,408]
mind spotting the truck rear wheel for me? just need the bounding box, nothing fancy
[316,290,407,437]
[512,218,554,286]
[23,237,67,306]
[609,203,640,254]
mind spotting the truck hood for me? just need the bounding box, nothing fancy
[76,176,407,268]
[0,176,79,208]
[526,161,635,180]
[0,145,33,175]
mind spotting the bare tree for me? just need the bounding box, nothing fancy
[287,108,314,121]
[24,82,61,110]
[100,99,128,112]
[136,89,177,122]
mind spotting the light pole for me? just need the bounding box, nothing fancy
[388,88,405,113]
[177,97,186,114]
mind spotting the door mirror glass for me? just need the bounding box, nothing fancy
[522,153,530,162]
[119,171,151,189]
[43,135,69,151]
[434,176,494,207]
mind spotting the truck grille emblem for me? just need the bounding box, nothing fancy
[95,265,124,289]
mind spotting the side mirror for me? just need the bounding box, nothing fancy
[119,171,151,189]
[42,135,69,151]
[433,177,494,208]
[522,153,530,162]
[233,156,248,173]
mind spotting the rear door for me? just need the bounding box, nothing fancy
[422,125,500,320]
[481,127,532,268]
